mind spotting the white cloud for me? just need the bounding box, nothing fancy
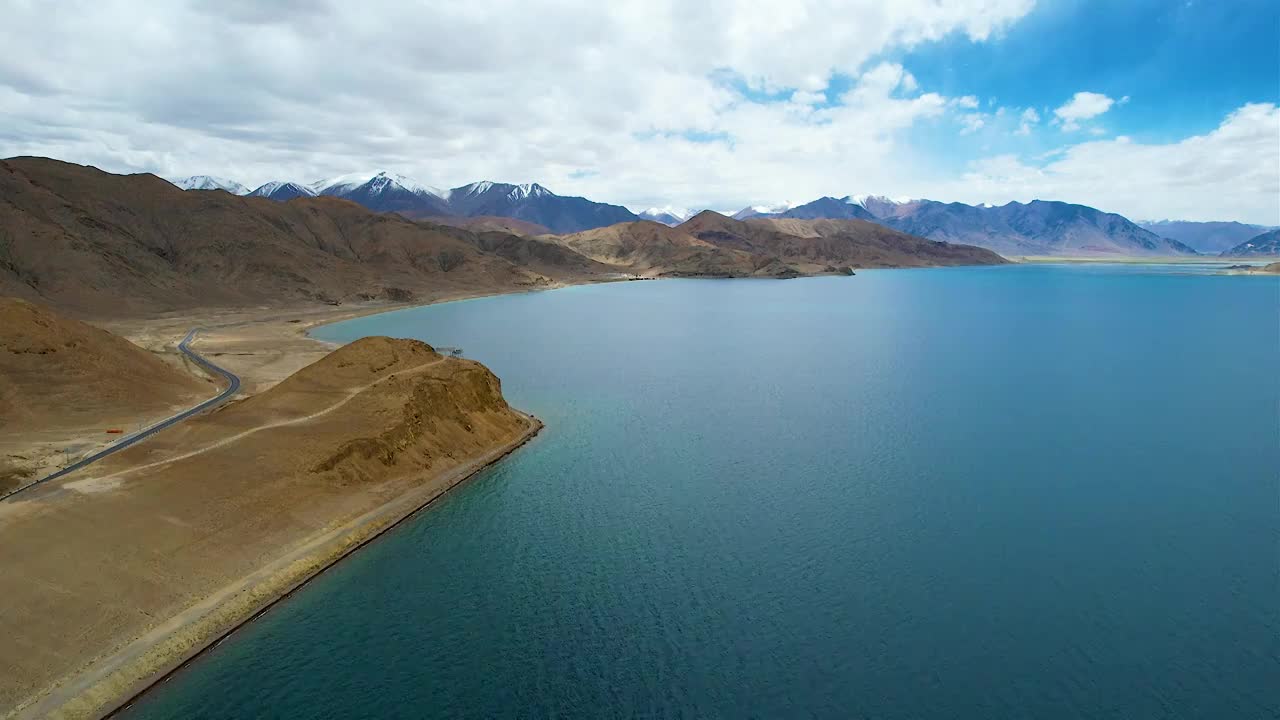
[1054,91,1116,131]
[0,0,1035,211]
[1015,107,1040,135]
[960,115,986,134]
[940,103,1280,224]
[0,2,1274,224]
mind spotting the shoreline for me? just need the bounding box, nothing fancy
[8,257,1231,718]
[10,414,544,720]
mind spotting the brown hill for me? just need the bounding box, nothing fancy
[0,297,208,435]
[417,214,553,236]
[680,211,1007,269]
[0,157,605,316]
[462,230,619,278]
[550,220,800,278]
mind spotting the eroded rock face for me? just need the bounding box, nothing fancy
[208,334,524,485]
[310,355,522,483]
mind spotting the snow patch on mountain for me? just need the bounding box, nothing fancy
[170,176,249,194]
[249,181,317,198]
[309,171,443,198]
[639,205,691,220]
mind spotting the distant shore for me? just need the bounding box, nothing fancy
[1015,254,1280,265]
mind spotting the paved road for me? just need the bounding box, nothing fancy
[1,329,241,502]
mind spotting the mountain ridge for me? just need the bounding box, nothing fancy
[2,157,1006,318]
[222,171,639,233]
[172,170,1234,254]
[1221,228,1280,257]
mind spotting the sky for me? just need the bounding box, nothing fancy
[1,0,1277,224]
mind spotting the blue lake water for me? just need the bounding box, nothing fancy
[125,265,1279,719]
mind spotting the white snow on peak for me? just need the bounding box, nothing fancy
[753,202,797,213]
[250,181,317,197]
[309,171,443,198]
[446,181,494,199]
[447,181,555,201]
[846,194,914,208]
[171,175,249,194]
[733,201,799,218]
[639,205,691,220]
[510,182,553,199]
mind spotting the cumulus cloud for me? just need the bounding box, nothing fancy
[1014,107,1040,135]
[959,115,986,135]
[942,103,1280,224]
[0,1,1274,223]
[1054,91,1116,131]
[0,0,1033,210]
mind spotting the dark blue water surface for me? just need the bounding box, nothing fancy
[125,265,1279,719]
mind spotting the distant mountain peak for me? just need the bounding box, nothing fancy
[732,202,800,220]
[248,181,317,200]
[510,182,552,199]
[450,181,556,200]
[309,171,443,198]
[637,206,691,226]
[170,175,249,195]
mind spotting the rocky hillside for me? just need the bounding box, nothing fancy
[550,220,800,278]
[2,158,1009,320]
[679,212,1007,270]
[0,157,599,316]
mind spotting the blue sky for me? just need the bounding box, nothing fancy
[901,0,1279,137]
[2,0,1277,222]
[890,0,1280,173]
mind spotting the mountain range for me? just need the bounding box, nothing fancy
[2,157,1004,317]
[219,172,638,234]
[734,195,1196,256]
[168,171,1238,257]
[1137,220,1276,255]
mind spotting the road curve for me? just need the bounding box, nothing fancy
[1,329,241,502]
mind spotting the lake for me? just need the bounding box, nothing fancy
[124,265,1279,719]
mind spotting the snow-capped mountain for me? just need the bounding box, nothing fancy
[637,206,691,226]
[846,194,918,219]
[304,171,451,215]
[774,197,876,221]
[176,171,638,232]
[309,171,444,199]
[447,181,553,206]
[445,181,636,233]
[732,198,877,221]
[248,181,317,201]
[170,175,249,194]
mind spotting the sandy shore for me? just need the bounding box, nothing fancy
[0,289,556,720]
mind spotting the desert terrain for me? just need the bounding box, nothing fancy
[0,324,540,719]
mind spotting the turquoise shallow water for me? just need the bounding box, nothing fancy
[125,265,1278,719]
